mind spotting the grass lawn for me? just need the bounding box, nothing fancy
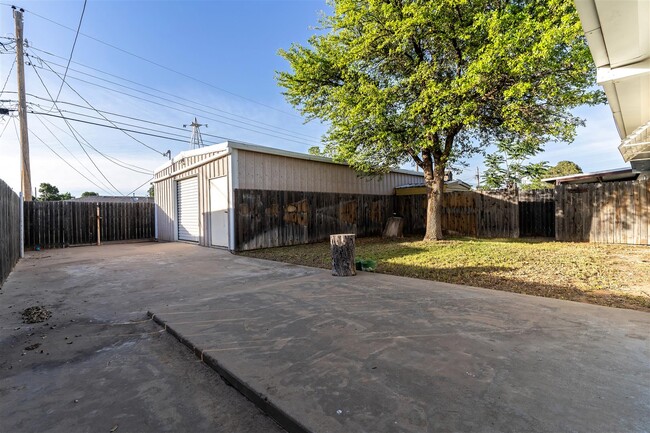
[240,237,650,312]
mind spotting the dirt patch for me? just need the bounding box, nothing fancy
[21,306,52,324]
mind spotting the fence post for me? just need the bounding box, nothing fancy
[96,205,101,246]
[19,192,24,258]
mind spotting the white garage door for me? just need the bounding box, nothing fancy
[177,177,199,242]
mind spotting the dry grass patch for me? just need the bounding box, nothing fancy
[240,237,650,312]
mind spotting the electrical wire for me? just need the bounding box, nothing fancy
[11,117,32,186]
[125,176,153,196]
[27,100,199,140]
[33,114,118,193]
[35,114,151,185]
[51,0,86,104]
[33,57,167,156]
[31,111,196,144]
[1,59,15,95]
[29,126,115,195]
[28,54,319,146]
[18,6,301,118]
[29,47,319,141]
[0,116,12,140]
[29,61,123,194]
[34,113,153,173]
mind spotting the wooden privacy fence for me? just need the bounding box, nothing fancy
[519,190,555,237]
[234,189,392,250]
[1,179,21,286]
[555,179,649,245]
[23,201,155,249]
[396,190,521,238]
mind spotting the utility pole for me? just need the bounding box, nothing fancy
[183,117,207,150]
[14,7,32,201]
[475,167,480,190]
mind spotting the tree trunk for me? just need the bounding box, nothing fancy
[424,163,445,241]
[330,234,356,276]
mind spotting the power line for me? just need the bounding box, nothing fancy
[34,114,118,193]
[17,5,301,118]
[0,115,12,140]
[29,125,115,195]
[28,54,320,146]
[35,114,151,180]
[33,56,167,156]
[51,0,87,104]
[31,110,197,144]
[29,46,319,141]
[125,176,153,196]
[29,61,123,194]
[1,59,15,95]
[30,103,202,142]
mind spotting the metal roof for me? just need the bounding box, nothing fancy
[67,196,153,203]
[541,167,638,184]
[154,140,423,177]
[574,0,650,162]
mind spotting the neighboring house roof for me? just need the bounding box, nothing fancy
[154,140,423,178]
[574,0,650,164]
[541,167,639,185]
[68,196,153,203]
[395,180,472,195]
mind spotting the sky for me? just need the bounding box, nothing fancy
[0,0,626,197]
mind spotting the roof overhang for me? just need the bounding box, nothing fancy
[619,120,650,161]
[574,0,650,162]
[542,167,638,184]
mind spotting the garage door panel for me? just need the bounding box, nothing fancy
[177,178,199,242]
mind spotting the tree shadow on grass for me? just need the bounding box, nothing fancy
[373,261,650,312]
[242,240,650,312]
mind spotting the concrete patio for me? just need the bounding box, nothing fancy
[1,242,648,432]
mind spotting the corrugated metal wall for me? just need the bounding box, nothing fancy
[154,153,230,246]
[236,150,422,195]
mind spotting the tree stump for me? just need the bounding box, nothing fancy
[330,234,356,276]
[382,216,404,238]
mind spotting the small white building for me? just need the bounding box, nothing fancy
[153,141,423,251]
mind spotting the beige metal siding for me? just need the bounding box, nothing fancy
[236,150,422,195]
[154,154,230,246]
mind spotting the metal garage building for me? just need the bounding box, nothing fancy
[153,141,423,251]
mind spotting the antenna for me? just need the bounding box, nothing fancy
[183,117,207,150]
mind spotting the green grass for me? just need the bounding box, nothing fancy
[241,236,650,311]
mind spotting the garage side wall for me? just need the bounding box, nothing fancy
[154,154,230,246]
[236,150,422,194]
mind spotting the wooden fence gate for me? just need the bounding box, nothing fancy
[24,201,155,249]
[519,191,555,237]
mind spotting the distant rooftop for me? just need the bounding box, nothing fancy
[67,196,153,203]
[541,168,638,185]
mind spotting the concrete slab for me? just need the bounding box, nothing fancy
[0,243,285,433]
[147,247,650,433]
[2,242,648,432]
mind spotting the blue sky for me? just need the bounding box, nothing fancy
[0,0,625,196]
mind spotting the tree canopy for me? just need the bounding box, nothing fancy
[37,183,73,201]
[81,191,99,197]
[545,160,583,178]
[278,0,603,239]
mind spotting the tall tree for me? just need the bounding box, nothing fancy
[81,191,99,197]
[278,0,603,240]
[37,183,73,201]
[545,161,583,178]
